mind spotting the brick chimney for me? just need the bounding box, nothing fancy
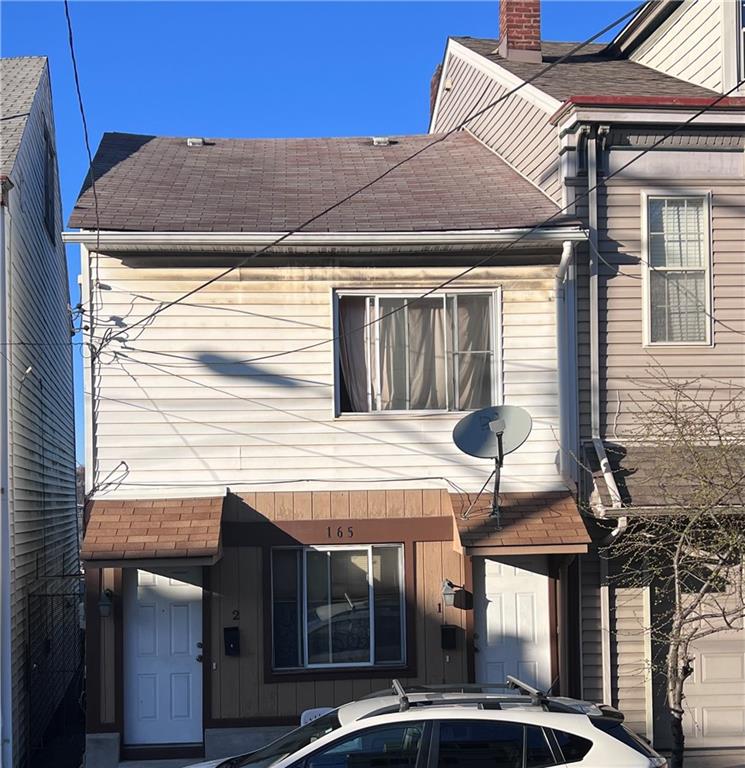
[498,0,542,63]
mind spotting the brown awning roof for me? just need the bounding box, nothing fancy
[82,496,224,567]
[452,491,590,555]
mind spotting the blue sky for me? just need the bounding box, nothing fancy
[2,0,638,463]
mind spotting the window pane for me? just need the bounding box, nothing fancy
[338,296,369,413]
[272,550,301,668]
[379,299,407,410]
[458,353,492,410]
[437,721,523,768]
[649,198,705,269]
[306,723,424,768]
[408,299,447,410]
[372,546,404,663]
[650,271,706,343]
[306,551,331,664]
[307,550,371,665]
[456,294,491,351]
[525,726,556,768]
[551,730,592,764]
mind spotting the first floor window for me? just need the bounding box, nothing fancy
[271,544,405,670]
[337,292,496,413]
[646,195,710,344]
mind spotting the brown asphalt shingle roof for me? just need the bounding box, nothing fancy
[452,491,590,551]
[453,39,722,102]
[82,496,224,562]
[68,130,571,233]
[0,57,47,177]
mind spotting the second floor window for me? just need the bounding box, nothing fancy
[645,196,710,345]
[43,127,56,243]
[337,292,497,413]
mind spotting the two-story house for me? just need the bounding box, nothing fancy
[66,132,591,765]
[429,0,745,752]
[1,57,80,768]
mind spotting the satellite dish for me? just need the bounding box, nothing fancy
[453,405,532,459]
[452,405,533,524]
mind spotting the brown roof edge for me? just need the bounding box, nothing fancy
[81,494,225,564]
[550,94,745,124]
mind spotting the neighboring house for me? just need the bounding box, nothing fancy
[65,132,590,765]
[429,0,745,751]
[0,57,80,768]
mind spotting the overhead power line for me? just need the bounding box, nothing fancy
[96,77,745,375]
[94,2,645,350]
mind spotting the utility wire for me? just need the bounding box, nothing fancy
[95,2,645,349]
[98,77,745,378]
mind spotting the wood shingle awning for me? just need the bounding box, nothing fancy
[82,496,224,567]
[452,491,590,555]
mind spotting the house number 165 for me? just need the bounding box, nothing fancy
[327,526,354,539]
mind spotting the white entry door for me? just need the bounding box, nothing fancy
[474,556,553,692]
[123,567,203,745]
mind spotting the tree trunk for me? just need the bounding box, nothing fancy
[666,643,686,768]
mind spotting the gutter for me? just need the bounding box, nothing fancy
[61,226,587,251]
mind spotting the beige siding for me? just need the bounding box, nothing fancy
[611,587,650,738]
[4,65,78,764]
[630,0,723,93]
[432,51,561,202]
[86,258,566,497]
[579,554,604,703]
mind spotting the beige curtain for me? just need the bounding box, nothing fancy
[338,297,368,412]
[408,299,447,409]
[455,295,492,409]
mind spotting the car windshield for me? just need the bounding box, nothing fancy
[232,712,342,767]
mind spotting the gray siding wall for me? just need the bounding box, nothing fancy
[431,49,562,202]
[630,0,724,93]
[597,143,745,438]
[579,554,604,704]
[4,64,78,765]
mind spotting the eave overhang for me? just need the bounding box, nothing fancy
[62,226,588,254]
[551,95,745,129]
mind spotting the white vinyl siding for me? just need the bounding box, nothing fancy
[83,259,565,496]
[643,195,711,346]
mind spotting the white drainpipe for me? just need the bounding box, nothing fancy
[586,127,627,707]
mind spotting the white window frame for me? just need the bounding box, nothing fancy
[333,288,502,416]
[640,190,713,348]
[270,543,406,671]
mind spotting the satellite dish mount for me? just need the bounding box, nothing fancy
[452,406,533,528]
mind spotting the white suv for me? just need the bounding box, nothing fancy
[189,681,667,768]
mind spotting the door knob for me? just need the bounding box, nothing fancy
[196,654,203,663]
[196,641,203,649]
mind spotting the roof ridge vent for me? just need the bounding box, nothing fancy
[187,137,206,147]
[371,136,391,147]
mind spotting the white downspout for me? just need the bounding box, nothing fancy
[556,240,578,484]
[586,127,627,707]
[1,190,14,767]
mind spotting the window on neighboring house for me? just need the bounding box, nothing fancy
[337,292,497,413]
[645,195,711,345]
[740,0,745,82]
[271,544,405,670]
[43,127,56,242]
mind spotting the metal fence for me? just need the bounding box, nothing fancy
[26,576,84,760]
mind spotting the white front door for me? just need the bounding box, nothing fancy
[474,556,553,692]
[123,567,203,745]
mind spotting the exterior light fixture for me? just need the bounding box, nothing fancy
[98,588,114,618]
[441,579,463,608]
